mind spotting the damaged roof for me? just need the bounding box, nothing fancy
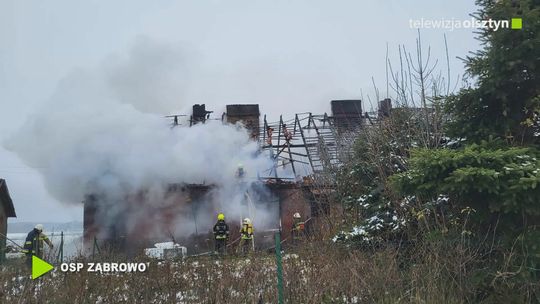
[0,179,16,217]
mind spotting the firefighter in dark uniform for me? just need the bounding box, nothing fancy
[22,224,53,269]
[213,213,229,255]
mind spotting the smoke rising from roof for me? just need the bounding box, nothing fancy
[4,39,275,244]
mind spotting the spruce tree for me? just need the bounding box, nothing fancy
[445,0,540,144]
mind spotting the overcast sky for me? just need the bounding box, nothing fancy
[0,0,479,223]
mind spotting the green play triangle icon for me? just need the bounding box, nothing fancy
[32,256,54,279]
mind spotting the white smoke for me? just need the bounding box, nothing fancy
[4,38,276,247]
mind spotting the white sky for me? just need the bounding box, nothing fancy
[0,0,479,223]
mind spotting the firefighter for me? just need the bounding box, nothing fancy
[213,213,229,255]
[282,124,293,142]
[239,218,254,255]
[291,212,305,244]
[266,126,274,145]
[236,163,246,179]
[22,224,53,268]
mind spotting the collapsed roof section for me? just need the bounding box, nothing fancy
[167,100,375,183]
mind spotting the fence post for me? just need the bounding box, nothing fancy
[59,231,64,263]
[92,236,100,259]
[0,235,5,264]
[274,232,284,304]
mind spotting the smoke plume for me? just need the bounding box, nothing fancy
[4,38,276,246]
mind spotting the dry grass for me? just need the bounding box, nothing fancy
[0,240,538,303]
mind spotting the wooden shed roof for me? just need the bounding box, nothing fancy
[0,179,16,217]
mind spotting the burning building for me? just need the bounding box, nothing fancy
[83,101,367,255]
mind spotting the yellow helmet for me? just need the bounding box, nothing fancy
[243,218,251,225]
[217,213,225,221]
